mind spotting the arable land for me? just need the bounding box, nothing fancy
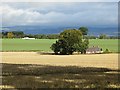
[1,38,119,89]
[1,52,119,88]
[2,52,118,70]
[2,39,119,52]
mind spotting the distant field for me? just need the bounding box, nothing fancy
[2,39,119,52]
[2,39,56,52]
[89,39,118,52]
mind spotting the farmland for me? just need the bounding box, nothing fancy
[1,39,120,89]
[2,52,120,88]
[2,63,120,88]
[2,39,119,52]
[2,52,118,69]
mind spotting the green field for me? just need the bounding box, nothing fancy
[2,39,119,52]
[89,39,118,52]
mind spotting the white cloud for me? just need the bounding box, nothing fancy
[0,2,118,27]
[1,4,46,26]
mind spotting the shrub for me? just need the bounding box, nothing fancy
[103,49,111,53]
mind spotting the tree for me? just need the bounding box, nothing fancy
[0,33,2,38]
[7,32,14,38]
[79,27,88,35]
[52,39,69,55]
[51,29,89,55]
[12,31,24,38]
[74,39,89,54]
[99,34,107,39]
[80,39,89,54]
[51,40,64,54]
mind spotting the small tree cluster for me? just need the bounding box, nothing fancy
[2,31,24,38]
[51,27,89,55]
[7,32,14,38]
[2,31,59,39]
[79,27,88,35]
[99,34,108,39]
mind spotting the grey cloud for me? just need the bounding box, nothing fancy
[1,2,118,27]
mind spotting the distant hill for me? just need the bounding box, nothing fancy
[1,25,118,36]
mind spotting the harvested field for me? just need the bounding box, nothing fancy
[2,63,120,88]
[1,52,120,88]
[1,52,118,70]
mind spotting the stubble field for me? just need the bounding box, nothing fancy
[2,52,118,69]
[1,52,120,89]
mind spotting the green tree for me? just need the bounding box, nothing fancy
[7,32,14,38]
[79,27,88,35]
[81,39,89,54]
[0,33,2,38]
[99,34,107,39]
[74,39,89,54]
[12,31,24,38]
[51,29,89,55]
[51,40,63,54]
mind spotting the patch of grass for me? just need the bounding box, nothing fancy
[2,63,120,89]
[2,39,119,52]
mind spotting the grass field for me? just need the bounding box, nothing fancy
[2,39,119,52]
[2,39,56,52]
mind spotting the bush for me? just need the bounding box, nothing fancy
[103,49,111,53]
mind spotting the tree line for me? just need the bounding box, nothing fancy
[1,31,59,39]
[1,29,119,39]
[85,34,119,39]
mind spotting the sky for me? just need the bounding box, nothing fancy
[0,1,118,27]
[1,0,120,2]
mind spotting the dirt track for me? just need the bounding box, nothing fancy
[1,52,119,70]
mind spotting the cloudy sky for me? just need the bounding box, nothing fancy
[0,1,118,27]
[1,0,119,2]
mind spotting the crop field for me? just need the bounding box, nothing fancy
[2,39,56,52]
[2,52,118,69]
[1,52,119,89]
[2,39,119,52]
[2,63,120,90]
[2,63,120,88]
[1,39,120,89]
[1,49,119,89]
[1,51,120,88]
